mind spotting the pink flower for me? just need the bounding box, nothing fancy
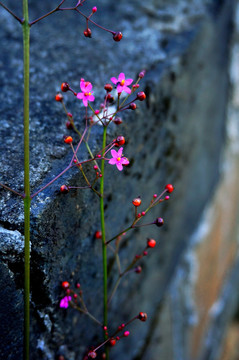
[59,296,72,309]
[76,79,95,107]
[108,147,129,171]
[110,73,133,94]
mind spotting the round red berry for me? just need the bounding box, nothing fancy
[60,185,69,194]
[115,135,125,146]
[113,32,123,42]
[84,28,92,38]
[147,238,156,248]
[155,217,164,227]
[123,331,130,337]
[109,339,116,347]
[129,103,137,110]
[61,281,70,289]
[95,230,102,239]
[63,136,73,144]
[132,197,141,207]
[165,184,174,193]
[92,6,97,13]
[61,82,70,92]
[104,83,113,92]
[138,312,147,321]
[135,266,142,273]
[55,93,63,102]
[113,117,123,125]
[137,91,146,101]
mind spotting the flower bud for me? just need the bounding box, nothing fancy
[147,238,156,248]
[154,217,164,227]
[84,28,92,38]
[138,312,147,321]
[129,102,137,110]
[62,281,70,289]
[61,82,70,92]
[113,117,123,125]
[165,184,174,193]
[55,93,63,102]
[113,32,123,42]
[63,136,73,144]
[132,197,141,207]
[92,6,97,13]
[137,91,146,101]
[114,135,125,146]
[60,185,69,194]
[104,83,113,92]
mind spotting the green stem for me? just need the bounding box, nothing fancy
[22,1,30,359]
[100,126,108,351]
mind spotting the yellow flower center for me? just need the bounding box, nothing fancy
[117,157,121,161]
[84,92,91,96]
[120,79,125,86]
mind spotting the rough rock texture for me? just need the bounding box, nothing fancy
[0,0,238,359]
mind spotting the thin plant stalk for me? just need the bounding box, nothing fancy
[22,0,30,359]
[100,126,108,358]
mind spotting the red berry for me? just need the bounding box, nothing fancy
[138,312,147,321]
[103,326,107,331]
[84,28,92,38]
[76,283,81,288]
[141,211,146,216]
[62,281,70,289]
[137,91,146,101]
[114,135,125,146]
[132,197,141,207]
[61,82,70,92]
[113,117,123,125]
[135,266,142,273]
[95,109,100,115]
[165,195,170,200]
[66,288,71,295]
[95,230,102,239]
[105,93,114,103]
[153,194,157,198]
[155,217,164,227]
[88,351,97,359]
[55,93,63,102]
[113,32,123,42]
[66,121,73,129]
[165,184,174,193]
[67,112,73,118]
[109,339,116,347]
[133,84,140,89]
[143,250,148,256]
[73,293,77,299]
[64,136,73,144]
[60,185,69,194]
[147,238,156,248]
[137,213,141,218]
[104,83,113,92]
[92,6,97,13]
[139,70,146,78]
[123,331,130,337]
[129,102,137,110]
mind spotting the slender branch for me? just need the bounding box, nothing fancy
[0,2,23,23]
[100,126,108,346]
[30,164,72,199]
[105,226,132,245]
[29,0,66,26]
[0,182,24,198]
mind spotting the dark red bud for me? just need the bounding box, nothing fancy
[137,91,146,101]
[104,83,113,92]
[113,32,123,42]
[61,82,70,92]
[84,28,92,38]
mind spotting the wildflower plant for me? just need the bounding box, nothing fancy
[0,1,174,359]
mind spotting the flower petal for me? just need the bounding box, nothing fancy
[118,147,123,157]
[77,92,84,99]
[110,77,118,84]
[85,83,92,91]
[116,162,123,171]
[125,78,133,86]
[116,85,124,93]
[122,157,129,165]
[109,158,117,165]
[123,86,131,94]
[88,95,95,102]
[110,149,118,158]
[118,73,125,82]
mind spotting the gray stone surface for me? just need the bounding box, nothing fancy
[0,0,235,359]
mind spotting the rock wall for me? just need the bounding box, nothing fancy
[0,0,238,359]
